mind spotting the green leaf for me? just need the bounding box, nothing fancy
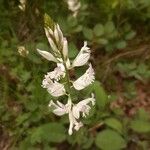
[125,31,136,40]
[104,118,123,133]
[104,21,115,34]
[68,42,78,58]
[116,40,127,49]
[130,120,150,133]
[94,81,108,109]
[93,23,104,36]
[83,27,93,40]
[31,123,66,144]
[95,129,126,150]
[97,38,108,45]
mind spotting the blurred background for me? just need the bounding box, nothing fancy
[0,0,150,149]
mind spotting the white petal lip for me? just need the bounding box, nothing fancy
[72,94,95,119]
[49,101,67,116]
[37,49,58,62]
[47,65,65,81]
[47,82,66,97]
[72,41,90,67]
[73,63,95,90]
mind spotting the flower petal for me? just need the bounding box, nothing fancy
[47,81,66,97]
[72,41,90,67]
[73,63,95,90]
[37,49,58,62]
[49,100,67,116]
[44,28,59,53]
[62,38,68,59]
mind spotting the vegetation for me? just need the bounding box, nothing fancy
[0,0,150,149]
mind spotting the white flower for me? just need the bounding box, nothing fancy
[47,64,65,81]
[67,0,81,17]
[73,64,95,90]
[47,81,66,97]
[48,98,83,135]
[42,74,66,97]
[49,100,68,116]
[18,0,26,11]
[72,41,90,67]
[72,94,95,119]
[37,49,58,62]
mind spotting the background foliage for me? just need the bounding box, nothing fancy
[0,0,150,149]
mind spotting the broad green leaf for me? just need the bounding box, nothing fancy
[130,120,150,133]
[104,118,123,133]
[31,123,66,144]
[95,129,126,150]
[94,81,108,109]
[83,27,93,40]
[93,23,104,36]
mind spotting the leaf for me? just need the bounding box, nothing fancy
[130,120,150,133]
[104,21,115,34]
[93,81,108,109]
[31,123,66,144]
[93,24,104,36]
[104,118,123,133]
[68,42,78,58]
[116,40,127,49]
[83,27,93,40]
[95,129,126,150]
[125,31,136,40]
[97,38,108,45]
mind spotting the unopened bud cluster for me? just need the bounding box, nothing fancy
[37,16,95,135]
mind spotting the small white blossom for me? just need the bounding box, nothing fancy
[47,64,65,81]
[49,100,68,116]
[18,46,29,57]
[72,42,90,67]
[37,49,58,62]
[73,64,95,90]
[67,0,81,17]
[42,73,66,97]
[47,81,66,97]
[18,0,26,11]
[72,94,95,119]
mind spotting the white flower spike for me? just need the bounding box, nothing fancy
[72,41,90,67]
[73,64,95,90]
[38,18,96,135]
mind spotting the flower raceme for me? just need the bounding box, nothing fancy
[37,19,95,135]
